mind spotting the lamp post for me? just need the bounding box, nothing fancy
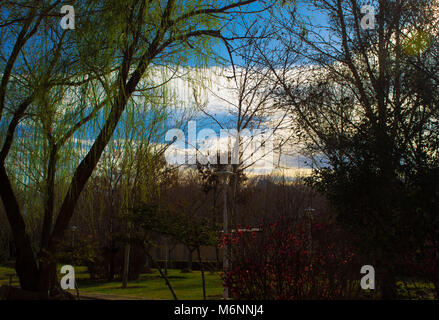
[71,225,77,265]
[216,165,234,300]
[71,225,77,248]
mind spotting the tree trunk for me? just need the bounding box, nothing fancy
[145,251,178,300]
[197,247,206,300]
[164,239,168,275]
[187,247,193,272]
[108,248,115,281]
[0,165,39,291]
[380,270,397,300]
[122,242,130,288]
[38,262,59,293]
[144,254,152,273]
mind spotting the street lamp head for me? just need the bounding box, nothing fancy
[216,165,234,184]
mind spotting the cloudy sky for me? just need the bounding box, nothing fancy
[157,66,315,176]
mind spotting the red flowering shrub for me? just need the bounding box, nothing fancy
[221,218,363,300]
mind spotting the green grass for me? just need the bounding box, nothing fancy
[0,265,17,286]
[0,264,223,300]
[396,279,436,300]
[76,269,223,300]
[1,264,436,300]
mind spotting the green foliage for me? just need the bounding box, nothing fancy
[129,203,219,250]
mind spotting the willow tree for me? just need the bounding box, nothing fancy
[0,0,263,294]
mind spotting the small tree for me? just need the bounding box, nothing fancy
[130,202,219,300]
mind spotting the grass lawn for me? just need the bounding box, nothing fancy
[0,265,223,300]
[76,268,223,300]
[1,264,436,300]
[0,265,18,286]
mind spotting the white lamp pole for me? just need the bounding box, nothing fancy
[217,165,234,300]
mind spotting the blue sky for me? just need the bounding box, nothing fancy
[201,0,331,66]
[3,1,332,172]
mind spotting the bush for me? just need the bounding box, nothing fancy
[222,218,364,300]
[59,233,147,281]
[402,239,439,299]
[86,243,146,281]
